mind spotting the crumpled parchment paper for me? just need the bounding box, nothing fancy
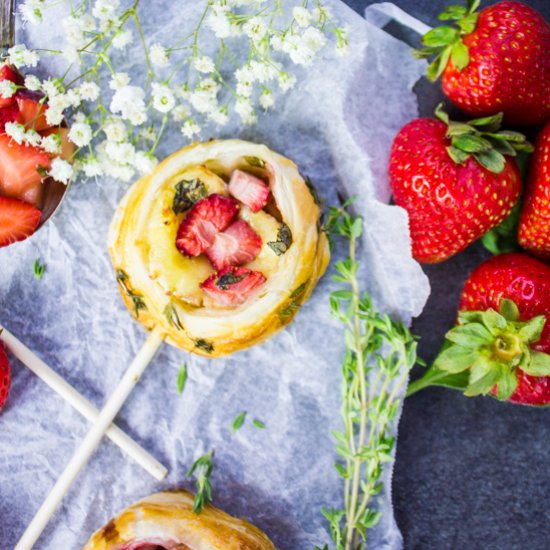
[0,1,429,548]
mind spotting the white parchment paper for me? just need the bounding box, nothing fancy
[0,1,429,548]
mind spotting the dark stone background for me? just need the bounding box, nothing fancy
[342,1,550,549]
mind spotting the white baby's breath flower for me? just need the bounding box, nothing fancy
[105,141,136,164]
[109,72,130,91]
[278,72,296,92]
[49,157,73,184]
[134,151,158,175]
[235,98,256,125]
[150,43,169,68]
[24,129,42,147]
[336,39,349,56]
[81,155,103,177]
[49,93,71,112]
[259,89,274,110]
[103,119,127,142]
[5,122,26,144]
[78,82,100,101]
[110,85,146,124]
[152,83,176,113]
[208,107,229,126]
[62,16,87,48]
[139,127,156,142]
[45,107,64,126]
[68,121,93,147]
[20,2,43,25]
[249,60,277,83]
[73,112,87,124]
[193,55,215,74]
[42,78,62,99]
[0,80,17,99]
[235,66,253,97]
[181,120,200,139]
[62,46,79,64]
[293,7,312,27]
[80,14,96,33]
[112,29,133,50]
[270,34,285,52]
[66,89,82,108]
[8,44,39,68]
[41,133,62,154]
[189,89,217,115]
[24,75,41,91]
[172,104,188,122]
[243,16,267,41]
[93,0,120,33]
[206,11,232,38]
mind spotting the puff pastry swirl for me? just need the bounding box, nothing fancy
[108,139,329,357]
[82,490,276,550]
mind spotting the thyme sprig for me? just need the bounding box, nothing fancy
[322,203,419,550]
[186,449,214,514]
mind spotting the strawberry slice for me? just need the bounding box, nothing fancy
[0,342,10,410]
[0,104,23,131]
[201,266,266,306]
[0,134,51,207]
[0,196,41,247]
[0,64,21,108]
[206,219,262,270]
[16,90,51,132]
[228,170,269,212]
[176,194,239,257]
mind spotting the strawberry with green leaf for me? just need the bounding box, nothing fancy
[389,105,531,263]
[415,0,550,125]
[408,253,550,405]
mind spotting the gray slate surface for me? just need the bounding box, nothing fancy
[343,1,550,549]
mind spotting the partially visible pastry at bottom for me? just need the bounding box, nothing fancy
[83,490,275,550]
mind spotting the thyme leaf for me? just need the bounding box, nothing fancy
[268,222,293,256]
[164,303,184,330]
[177,363,187,395]
[33,259,46,280]
[252,419,266,429]
[116,269,147,318]
[186,450,214,514]
[232,411,247,432]
[244,155,266,168]
[172,178,207,214]
[195,338,214,353]
[216,272,247,290]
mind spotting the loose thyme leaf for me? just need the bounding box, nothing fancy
[244,155,266,168]
[232,411,247,432]
[252,419,266,429]
[268,222,293,256]
[186,450,214,514]
[33,259,45,280]
[172,178,207,214]
[177,364,188,395]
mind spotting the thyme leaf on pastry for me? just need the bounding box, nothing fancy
[164,303,184,330]
[322,203,420,549]
[305,176,323,208]
[177,363,187,395]
[194,338,214,353]
[232,411,247,432]
[244,156,266,168]
[33,259,46,280]
[116,269,147,318]
[278,282,309,321]
[216,272,247,290]
[186,450,214,514]
[172,178,208,214]
[267,222,293,256]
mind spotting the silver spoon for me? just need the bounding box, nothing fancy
[0,0,70,231]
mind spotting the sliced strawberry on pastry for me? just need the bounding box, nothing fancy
[206,219,262,270]
[228,169,269,212]
[176,194,239,257]
[16,90,51,132]
[0,104,23,131]
[0,196,41,247]
[0,64,22,108]
[201,266,266,306]
[0,133,51,207]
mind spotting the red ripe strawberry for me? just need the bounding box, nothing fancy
[518,121,550,259]
[0,196,41,247]
[417,1,550,125]
[433,253,550,406]
[176,194,239,257]
[0,104,23,131]
[0,342,10,410]
[16,91,51,132]
[228,170,269,212]
[206,219,262,270]
[201,266,266,306]
[0,64,21,108]
[0,133,51,207]
[389,106,528,263]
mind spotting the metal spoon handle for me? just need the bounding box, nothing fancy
[0,0,14,53]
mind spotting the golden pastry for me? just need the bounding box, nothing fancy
[109,139,329,357]
[83,490,276,550]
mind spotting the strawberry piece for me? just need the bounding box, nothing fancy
[0,64,21,108]
[16,90,51,132]
[0,104,23,131]
[0,342,10,410]
[0,134,51,207]
[518,121,550,259]
[201,266,266,306]
[0,196,41,247]
[176,194,239,257]
[228,170,269,212]
[206,219,262,270]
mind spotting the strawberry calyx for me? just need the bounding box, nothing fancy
[433,299,550,401]
[414,0,481,81]
[434,104,533,173]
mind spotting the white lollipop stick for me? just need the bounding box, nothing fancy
[0,325,167,481]
[15,328,165,550]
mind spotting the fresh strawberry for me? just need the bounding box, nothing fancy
[176,194,239,257]
[16,90,51,132]
[0,134,51,207]
[0,196,41,247]
[518,121,550,259]
[206,219,262,270]
[0,342,10,410]
[201,266,266,306]
[0,64,21,108]
[416,1,550,125]
[228,170,269,212]
[431,253,550,406]
[389,106,528,263]
[0,104,23,131]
